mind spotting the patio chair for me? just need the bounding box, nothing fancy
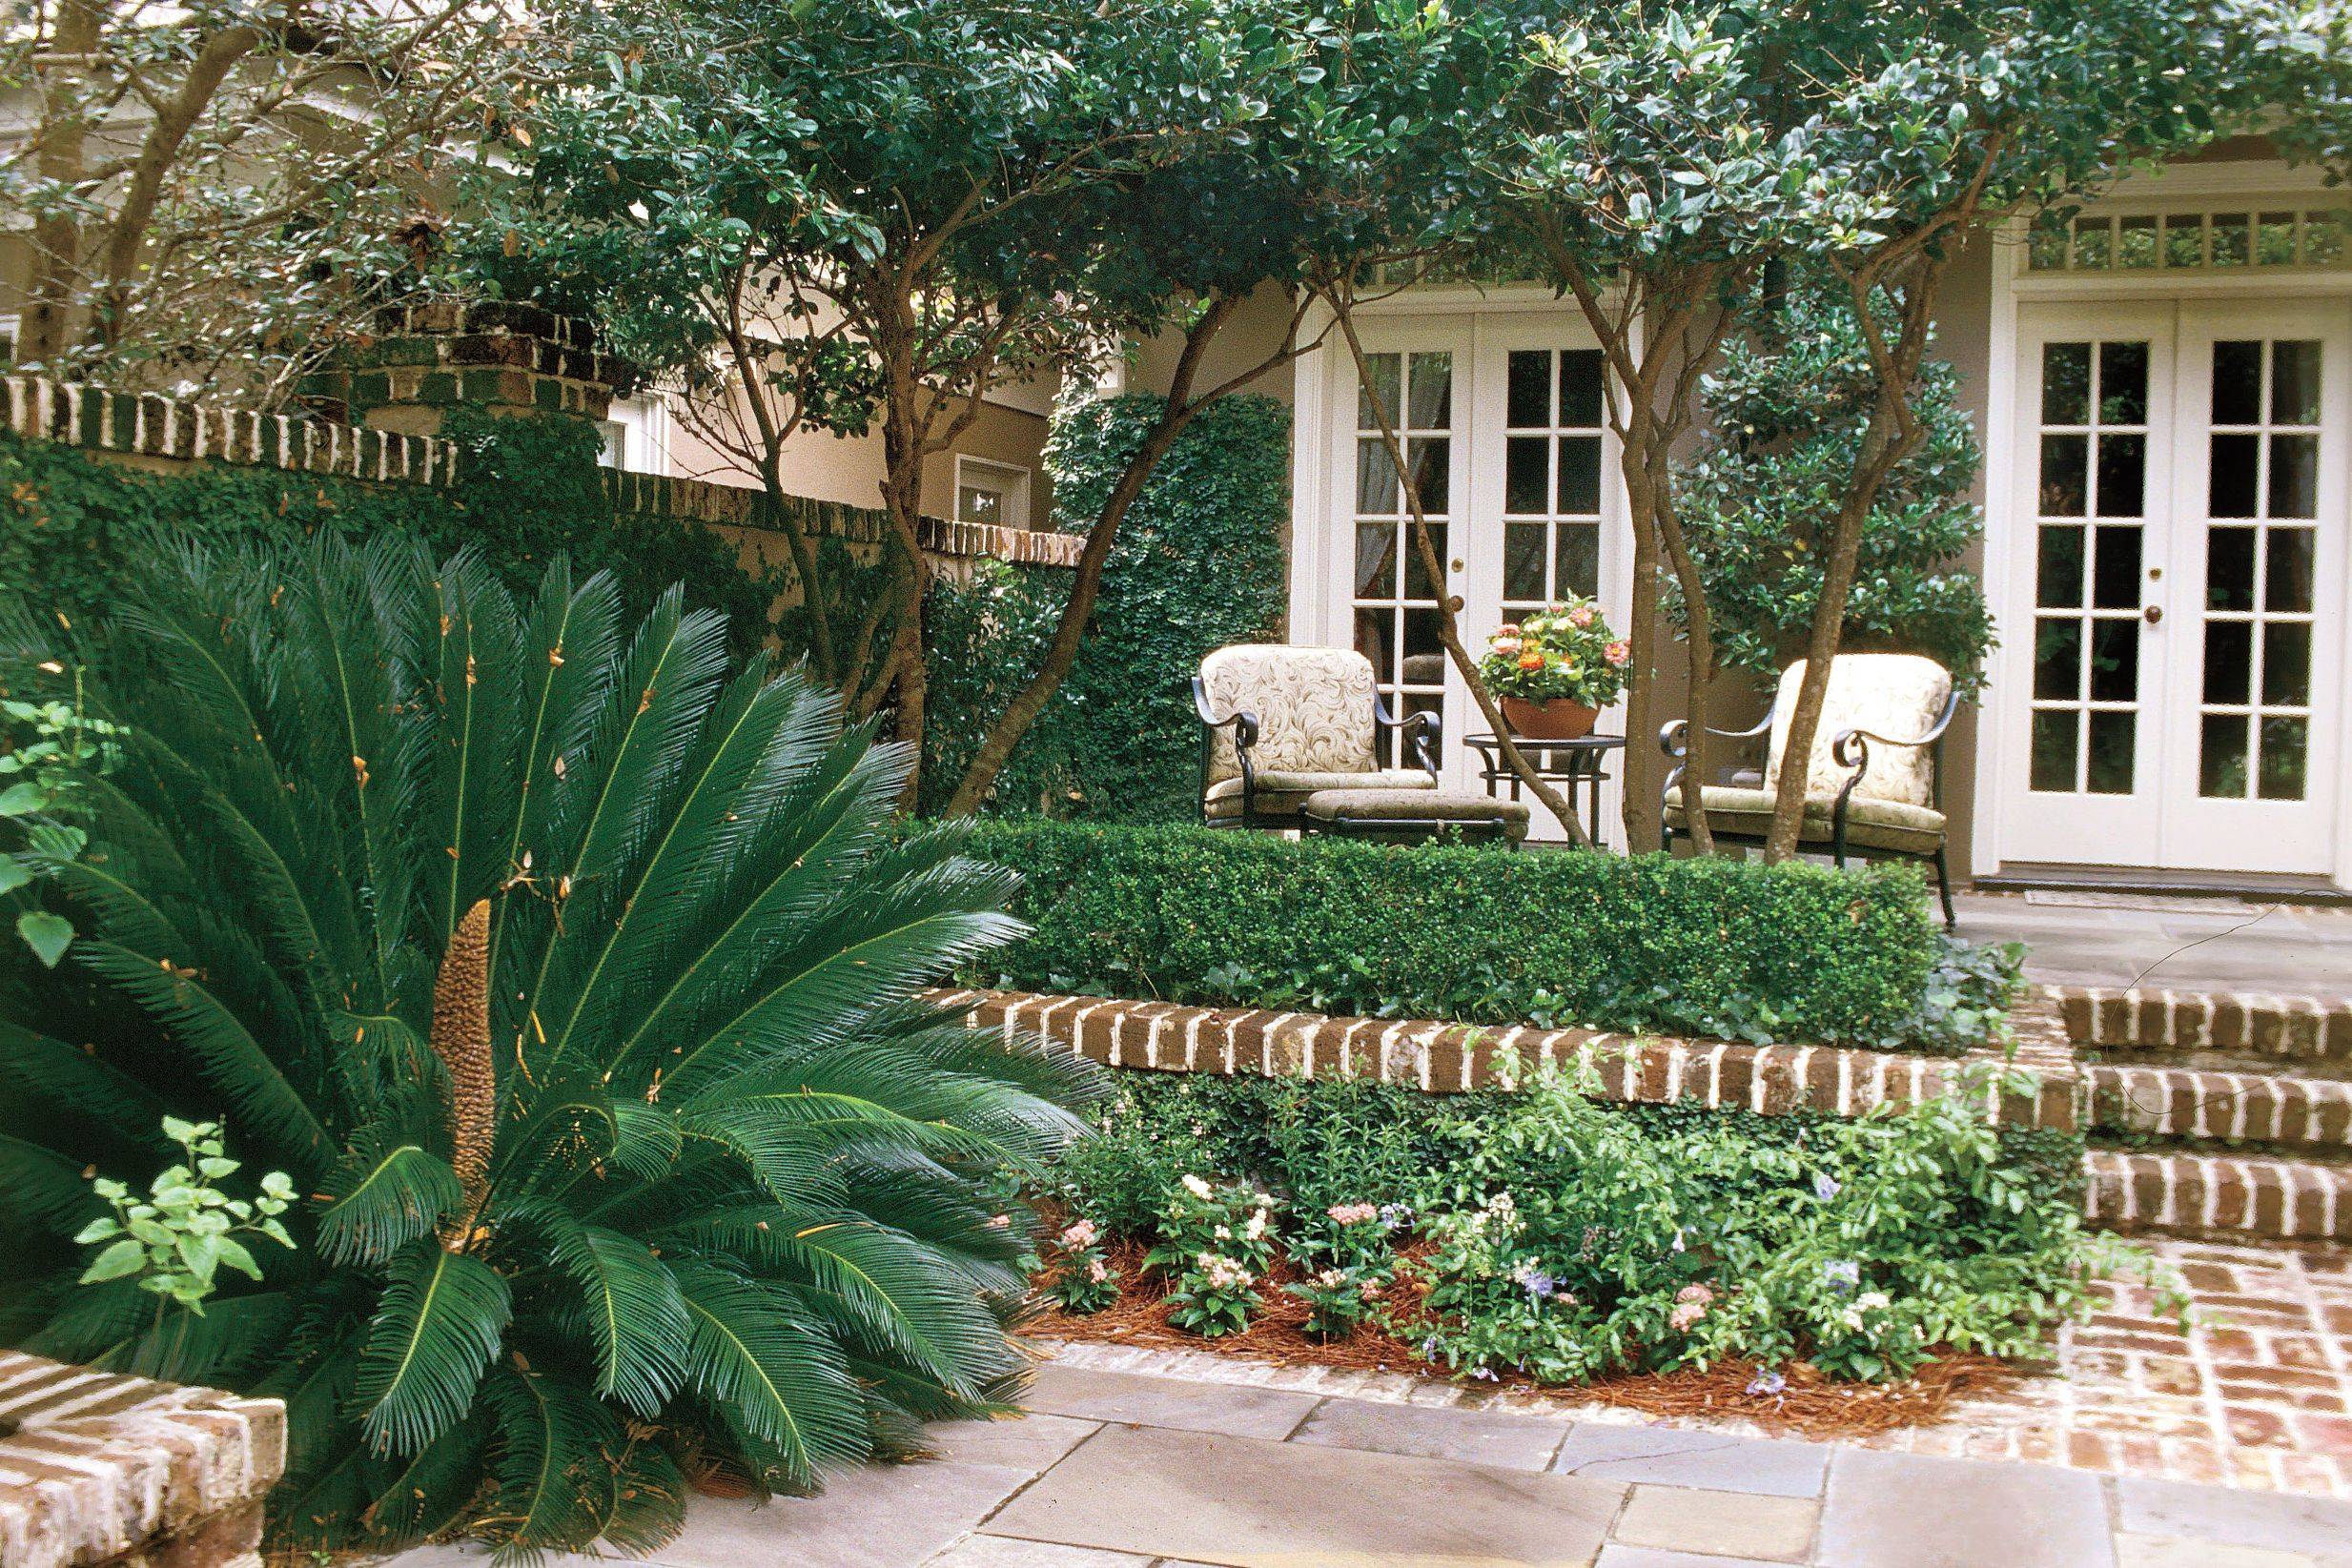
[1660,653,1960,927]
[1194,645,1529,843]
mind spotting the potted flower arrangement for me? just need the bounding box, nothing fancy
[1479,595,1630,740]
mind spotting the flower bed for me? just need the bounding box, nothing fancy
[1030,1067,2163,1406]
[966,820,2017,1053]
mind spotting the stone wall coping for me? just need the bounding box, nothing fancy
[2047,982,2352,1059]
[0,1352,285,1568]
[928,987,2080,1132]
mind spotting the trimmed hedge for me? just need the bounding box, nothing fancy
[965,820,1944,1048]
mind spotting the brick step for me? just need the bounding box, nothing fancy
[2054,985,2352,1061]
[2086,1061,2352,1153]
[2084,1146,2352,1242]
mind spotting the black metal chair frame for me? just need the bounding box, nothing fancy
[1193,674,1515,843]
[1658,684,1963,928]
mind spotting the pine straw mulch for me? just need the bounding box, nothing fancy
[1019,1233,2029,1443]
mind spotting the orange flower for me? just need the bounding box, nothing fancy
[1518,651,1545,671]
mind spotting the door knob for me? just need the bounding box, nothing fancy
[2144,604,2164,625]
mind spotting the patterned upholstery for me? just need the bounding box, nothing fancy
[1205,769,1435,821]
[1762,654,1952,808]
[1199,645,1383,786]
[1666,785,1945,856]
[1303,788,1530,842]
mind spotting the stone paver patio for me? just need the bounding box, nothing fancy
[385,1266,2352,1568]
[1955,889,2352,993]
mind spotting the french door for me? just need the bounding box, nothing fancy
[1325,312,1626,839]
[1999,298,2350,873]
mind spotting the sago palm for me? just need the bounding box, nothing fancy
[0,537,1093,1557]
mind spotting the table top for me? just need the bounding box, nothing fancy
[1464,731,1626,752]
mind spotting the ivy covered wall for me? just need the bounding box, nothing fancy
[923,393,1291,822]
[2,411,786,662]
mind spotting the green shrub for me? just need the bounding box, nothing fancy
[1047,1070,2149,1386]
[1,538,1090,1558]
[0,411,784,662]
[923,393,1290,820]
[968,819,1947,1047]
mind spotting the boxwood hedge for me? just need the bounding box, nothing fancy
[964,820,1946,1048]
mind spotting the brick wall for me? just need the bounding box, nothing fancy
[0,1353,285,1568]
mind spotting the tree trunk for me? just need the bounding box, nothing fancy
[19,0,105,366]
[1331,296,1593,847]
[1760,265,1948,863]
[939,296,1266,818]
[92,25,261,347]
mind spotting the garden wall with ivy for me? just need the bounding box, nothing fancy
[923,393,1291,820]
[1,408,787,661]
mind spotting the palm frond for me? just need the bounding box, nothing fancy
[353,1240,513,1456]
[316,1136,464,1268]
[505,1201,689,1416]
[671,1258,869,1485]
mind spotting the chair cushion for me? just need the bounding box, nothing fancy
[1665,784,1946,857]
[1199,644,1381,785]
[1302,788,1531,841]
[1204,769,1436,820]
[1763,654,1951,809]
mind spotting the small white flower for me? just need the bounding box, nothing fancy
[1181,1174,1213,1199]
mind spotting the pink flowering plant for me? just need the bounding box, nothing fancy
[1298,1200,1392,1273]
[1145,1175,1278,1337]
[1477,594,1630,708]
[1043,1217,1120,1314]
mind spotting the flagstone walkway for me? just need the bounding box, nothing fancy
[387,1261,2352,1568]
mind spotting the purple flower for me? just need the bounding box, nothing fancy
[1747,1370,1788,1396]
[1523,1269,1557,1300]
[1823,1259,1861,1294]
[1813,1172,1842,1203]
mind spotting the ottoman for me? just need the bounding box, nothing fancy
[1299,787,1531,845]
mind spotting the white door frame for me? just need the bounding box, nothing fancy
[1975,166,2352,885]
[1289,292,1633,839]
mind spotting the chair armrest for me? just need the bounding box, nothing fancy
[1658,708,1777,762]
[1373,692,1440,779]
[1193,677,1260,754]
[1828,688,1961,770]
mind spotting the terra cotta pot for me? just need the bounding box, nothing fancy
[1501,696,1599,740]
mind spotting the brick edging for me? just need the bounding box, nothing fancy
[931,988,2077,1131]
[2050,984,2352,1060]
[0,1352,286,1568]
[2087,1061,2352,1151]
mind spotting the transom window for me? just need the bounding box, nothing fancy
[2029,208,2351,274]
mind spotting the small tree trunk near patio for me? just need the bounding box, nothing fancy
[1325,281,1593,848]
[1758,163,2000,865]
[941,295,1328,818]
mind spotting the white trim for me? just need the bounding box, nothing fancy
[599,391,675,474]
[1974,222,2026,877]
[952,454,1032,528]
[2082,161,2341,204]
[1289,299,1336,644]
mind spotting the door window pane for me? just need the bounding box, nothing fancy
[2087,712,2137,794]
[2089,620,2139,703]
[1505,437,1547,514]
[2200,715,2250,797]
[2213,340,2263,423]
[2037,525,2086,607]
[2042,343,2091,424]
[2208,434,2260,518]
[2274,340,2322,424]
[2100,341,2149,422]
[2032,711,2079,792]
[1506,351,1549,427]
[2262,622,2312,707]
[2259,717,2309,800]
[2270,434,2318,519]
[1406,437,1450,508]
[1358,354,1400,430]
[2091,524,2143,607]
[2206,526,2257,609]
[2202,622,2252,705]
[1558,351,1605,425]
[2266,529,2316,613]
[2040,436,2088,515]
[1406,353,1452,426]
[1356,524,1396,597]
[1556,437,1601,514]
[2214,214,2251,265]
[1503,523,1546,600]
[2096,435,2146,518]
[2034,619,2083,701]
[1555,525,1601,599]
